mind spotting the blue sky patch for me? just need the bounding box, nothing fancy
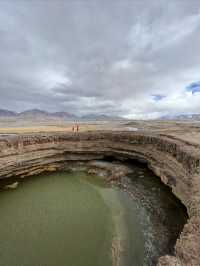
[152,94,166,101]
[186,81,200,94]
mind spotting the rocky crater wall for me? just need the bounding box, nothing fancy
[0,131,199,266]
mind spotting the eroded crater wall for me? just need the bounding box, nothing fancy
[0,131,199,265]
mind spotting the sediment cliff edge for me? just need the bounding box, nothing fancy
[0,131,199,265]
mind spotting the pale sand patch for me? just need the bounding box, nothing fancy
[0,124,98,134]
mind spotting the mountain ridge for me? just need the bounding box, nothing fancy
[0,108,123,121]
[160,113,200,121]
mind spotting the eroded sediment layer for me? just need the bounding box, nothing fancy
[0,131,199,265]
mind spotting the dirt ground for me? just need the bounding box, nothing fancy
[0,119,200,147]
[0,119,111,133]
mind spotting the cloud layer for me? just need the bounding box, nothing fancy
[0,0,200,118]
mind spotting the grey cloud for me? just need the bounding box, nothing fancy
[0,0,200,117]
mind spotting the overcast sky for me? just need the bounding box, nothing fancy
[0,0,200,118]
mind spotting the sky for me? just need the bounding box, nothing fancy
[0,0,200,119]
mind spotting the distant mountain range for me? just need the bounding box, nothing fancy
[0,109,123,121]
[0,109,17,117]
[2,108,200,121]
[160,114,200,121]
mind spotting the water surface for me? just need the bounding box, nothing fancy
[0,171,144,266]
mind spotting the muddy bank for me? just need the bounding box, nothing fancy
[80,160,188,265]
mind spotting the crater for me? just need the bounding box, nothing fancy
[0,161,187,266]
[0,131,199,265]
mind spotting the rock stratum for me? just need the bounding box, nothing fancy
[0,131,199,266]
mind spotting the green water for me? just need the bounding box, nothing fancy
[0,171,144,266]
